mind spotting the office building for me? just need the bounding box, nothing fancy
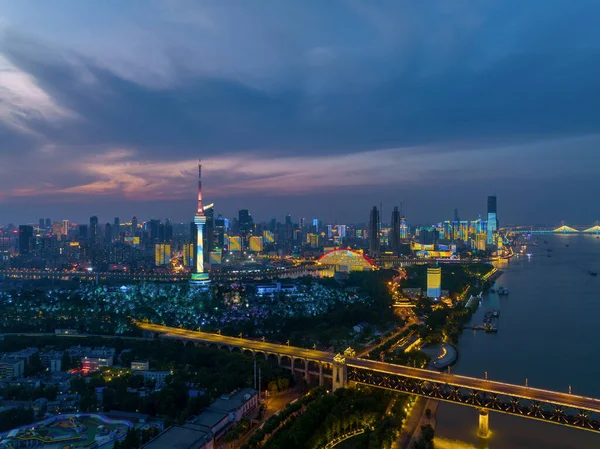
[214,214,225,250]
[368,206,380,258]
[131,216,139,237]
[62,220,69,236]
[239,209,254,249]
[18,225,34,255]
[203,204,214,262]
[104,223,112,242]
[427,266,442,298]
[79,224,88,240]
[89,215,98,243]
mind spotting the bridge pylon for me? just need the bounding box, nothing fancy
[332,353,347,391]
[478,409,490,438]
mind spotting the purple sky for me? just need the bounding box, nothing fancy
[1,1,599,225]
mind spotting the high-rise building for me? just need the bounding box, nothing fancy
[203,204,214,261]
[214,214,225,250]
[39,218,45,230]
[165,218,173,243]
[45,218,51,229]
[131,217,138,237]
[487,195,498,244]
[62,220,69,236]
[368,206,380,258]
[104,223,112,242]
[190,161,210,287]
[52,222,63,239]
[114,217,120,239]
[79,225,88,241]
[149,219,160,243]
[390,206,401,255]
[155,244,171,266]
[249,236,263,252]
[89,216,98,243]
[427,265,442,298]
[18,225,34,255]
[239,209,254,249]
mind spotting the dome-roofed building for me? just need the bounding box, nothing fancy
[317,248,376,273]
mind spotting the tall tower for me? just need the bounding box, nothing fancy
[191,160,211,287]
[368,206,380,258]
[487,195,497,244]
[390,206,401,255]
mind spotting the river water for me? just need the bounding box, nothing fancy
[435,233,600,449]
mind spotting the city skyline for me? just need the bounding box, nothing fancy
[1,1,600,224]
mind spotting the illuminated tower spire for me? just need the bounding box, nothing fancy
[197,160,204,215]
[191,160,210,288]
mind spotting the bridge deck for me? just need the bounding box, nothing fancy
[347,358,600,412]
[138,323,600,413]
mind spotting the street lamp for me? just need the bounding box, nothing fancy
[286,340,290,346]
[484,371,488,380]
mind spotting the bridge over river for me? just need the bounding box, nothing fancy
[138,322,600,438]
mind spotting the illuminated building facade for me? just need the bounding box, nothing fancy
[228,236,242,252]
[183,243,194,267]
[190,161,210,287]
[155,244,171,266]
[249,236,263,252]
[263,230,275,244]
[487,195,497,244]
[427,266,442,298]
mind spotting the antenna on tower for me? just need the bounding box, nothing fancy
[400,201,404,217]
[197,159,204,215]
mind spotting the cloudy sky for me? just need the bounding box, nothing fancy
[1,1,599,225]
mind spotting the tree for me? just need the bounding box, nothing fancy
[61,351,72,370]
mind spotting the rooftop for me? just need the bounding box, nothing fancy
[142,424,212,449]
[209,388,257,414]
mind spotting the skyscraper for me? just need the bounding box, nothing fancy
[45,218,51,229]
[39,218,45,230]
[89,216,98,243]
[214,214,225,250]
[190,161,210,287]
[62,220,69,237]
[131,217,138,237]
[18,225,33,255]
[114,217,120,238]
[104,223,112,242]
[368,206,380,258]
[239,209,254,249]
[390,206,401,255]
[487,195,497,244]
[79,224,88,241]
[203,204,214,262]
[165,218,173,243]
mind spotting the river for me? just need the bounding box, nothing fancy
[435,233,600,449]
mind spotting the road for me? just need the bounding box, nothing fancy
[227,390,301,449]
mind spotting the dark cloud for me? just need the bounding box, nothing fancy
[1,1,600,223]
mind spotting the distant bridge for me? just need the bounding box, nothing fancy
[503,224,600,235]
[138,322,600,438]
